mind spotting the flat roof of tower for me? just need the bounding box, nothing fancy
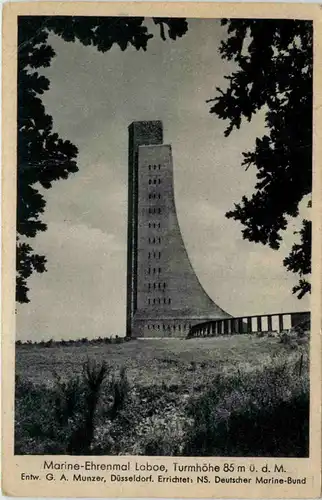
[129,120,163,127]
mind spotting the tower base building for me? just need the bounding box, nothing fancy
[126,121,230,338]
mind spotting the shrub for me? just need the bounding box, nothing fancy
[67,360,109,454]
[110,366,129,420]
[183,357,309,457]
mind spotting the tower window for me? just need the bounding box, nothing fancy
[148,268,151,275]
[153,299,155,305]
[158,179,161,184]
[153,283,156,289]
[153,268,156,274]
[158,223,161,228]
[164,298,166,304]
[149,165,151,170]
[158,194,161,199]
[158,298,161,304]
[158,164,161,170]
[158,237,161,243]
[154,165,156,170]
[148,223,151,228]
[149,179,151,184]
[148,252,151,259]
[158,208,161,214]
[168,298,171,304]
[148,283,151,290]
[153,179,157,184]
[158,283,161,289]
[159,252,161,258]
[158,267,161,273]
[163,282,166,288]
[148,298,150,305]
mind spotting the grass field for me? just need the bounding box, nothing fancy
[16,335,296,386]
[15,334,309,457]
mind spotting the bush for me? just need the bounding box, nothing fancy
[183,357,309,457]
[15,360,109,455]
[110,366,129,420]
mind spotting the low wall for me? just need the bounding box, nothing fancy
[188,311,310,338]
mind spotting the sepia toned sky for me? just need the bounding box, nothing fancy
[16,18,310,341]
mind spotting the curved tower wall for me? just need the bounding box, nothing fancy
[127,121,230,338]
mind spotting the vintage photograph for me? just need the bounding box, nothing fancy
[14,14,312,459]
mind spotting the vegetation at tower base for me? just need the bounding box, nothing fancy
[15,335,309,457]
[209,19,312,298]
[17,16,188,303]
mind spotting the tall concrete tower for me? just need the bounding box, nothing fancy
[126,121,230,338]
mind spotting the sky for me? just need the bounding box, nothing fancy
[16,18,310,341]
